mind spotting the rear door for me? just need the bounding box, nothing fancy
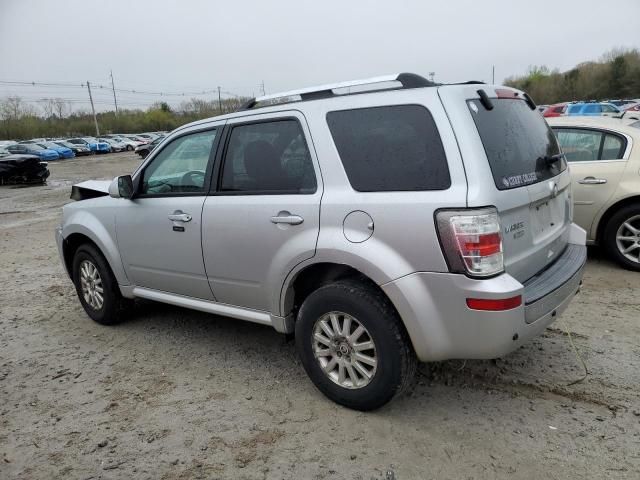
[439,86,571,282]
[201,111,322,312]
[552,127,628,239]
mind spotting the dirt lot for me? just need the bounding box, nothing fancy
[1,152,639,479]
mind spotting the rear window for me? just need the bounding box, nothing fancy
[468,98,565,190]
[326,105,450,192]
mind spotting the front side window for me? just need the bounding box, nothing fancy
[327,105,450,191]
[220,119,316,194]
[552,128,626,161]
[141,129,216,195]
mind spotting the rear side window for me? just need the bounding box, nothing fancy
[468,98,565,190]
[326,105,450,191]
[552,127,626,161]
[583,104,600,114]
[220,120,316,194]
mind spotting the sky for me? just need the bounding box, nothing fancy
[1,0,639,113]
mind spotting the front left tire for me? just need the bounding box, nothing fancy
[72,244,131,325]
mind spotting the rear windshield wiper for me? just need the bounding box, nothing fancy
[540,153,564,167]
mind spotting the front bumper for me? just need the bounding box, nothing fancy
[55,226,70,278]
[382,234,586,362]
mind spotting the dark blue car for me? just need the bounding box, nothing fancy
[8,143,60,160]
[37,141,75,159]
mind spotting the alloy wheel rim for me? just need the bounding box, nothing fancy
[615,214,640,264]
[312,311,377,389]
[79,260,104,310]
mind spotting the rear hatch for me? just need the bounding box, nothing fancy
[439,85,571,283]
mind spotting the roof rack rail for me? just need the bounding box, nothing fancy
[240,72,436,110]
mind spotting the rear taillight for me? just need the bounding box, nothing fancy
[436,207,504,277]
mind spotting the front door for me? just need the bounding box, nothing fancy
[553,127,628,240]
[116,126,221,299]
[202,113,322,312]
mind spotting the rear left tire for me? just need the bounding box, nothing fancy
[295,280,416,411]
[603,204,640,271]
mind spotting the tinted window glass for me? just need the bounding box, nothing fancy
[468,98,565,189]
[584,104,600,114]
[326,105,450,191]
[220,120,316,194]
[601,104,618,113]
[602,133,624,159]
[142,129,216,194]
[553,128,602,161]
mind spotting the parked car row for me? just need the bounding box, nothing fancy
[0,132,168,161]
[540,99,640,118]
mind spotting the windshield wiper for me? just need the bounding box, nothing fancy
[540,153,564,167]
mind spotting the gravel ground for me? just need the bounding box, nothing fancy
[1,152,639,479]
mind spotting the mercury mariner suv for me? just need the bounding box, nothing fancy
[56,73,587,410]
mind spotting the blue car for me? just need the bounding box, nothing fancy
[37,141,75,159]
[8,143,60,160]
[565,102,621,116]
[67,137,111,153]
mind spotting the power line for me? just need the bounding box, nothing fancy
[0,79,245,98]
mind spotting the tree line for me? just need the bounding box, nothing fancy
[3,48,640,140]
[0,97,250,141]
[504,48,640,105]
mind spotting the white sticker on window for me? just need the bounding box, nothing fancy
[469,102,479,114]
[501,172,538,188]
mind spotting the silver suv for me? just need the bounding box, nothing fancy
[56,73,587,410]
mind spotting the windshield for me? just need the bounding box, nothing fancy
[468,98,565,190]
[25,143,44,151]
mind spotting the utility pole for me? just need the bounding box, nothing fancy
[217,86,222,113]
[429,72,435,83]
[259,80,265,96]
[86,81,100,137]
[492,65,495,84]
[110,70,119,115]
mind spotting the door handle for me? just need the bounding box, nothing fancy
[168,211,192,222]
[270,212,304,225]
[578,177,607,185]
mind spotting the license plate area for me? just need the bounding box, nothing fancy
[530,193,567,241]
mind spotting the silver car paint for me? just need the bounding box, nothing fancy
[201,110,323,312]
[57,82,586,361]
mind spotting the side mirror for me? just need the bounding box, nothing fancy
[109,175,134,199]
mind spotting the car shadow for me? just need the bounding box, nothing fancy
[115,297,589,412]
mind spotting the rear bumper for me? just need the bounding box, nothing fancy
[382,226,587,362]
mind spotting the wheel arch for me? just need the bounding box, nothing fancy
[280,261,417,348]
[61,219,129,287]
[594,195,640,244]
